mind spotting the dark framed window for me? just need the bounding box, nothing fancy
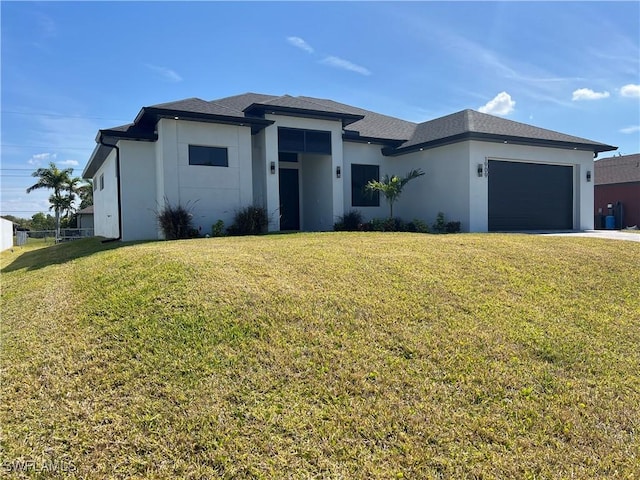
[93,177,98,191]
[100,174,104,191]
[189,145,229,167]
[278,152,298,163]
[351,164,379,207]
[278,127,331,155]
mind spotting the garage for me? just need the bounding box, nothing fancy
[488,160,573,231]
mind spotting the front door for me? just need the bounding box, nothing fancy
[279,168,300,230]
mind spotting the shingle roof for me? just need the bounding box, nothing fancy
[150,97,246,118]
[399,109,614,151]
[594,154,640,185]
[77,205,94,215]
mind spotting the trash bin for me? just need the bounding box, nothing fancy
[605,215,616,230]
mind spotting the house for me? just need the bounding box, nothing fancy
[82,93,617,241]
[76,205,95,233]
[594,153,640,229]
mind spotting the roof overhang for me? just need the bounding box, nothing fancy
[383,132,618,157]
[135,107,274,134]
[243,103,364,127]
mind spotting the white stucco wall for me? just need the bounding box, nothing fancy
[251,130,267,210]
[93,148,120,239]
[342,142,389,220]
[155,119,254,237]
[119,141,157,241]
[1,218,13,251]
[264,115,344,231]
[301,154,333,230]
[468,141,595,231]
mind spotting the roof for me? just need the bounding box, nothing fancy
[594,154,640,185]
[83,92,618,178]
[77,205,94,215]
[385,109,616,155]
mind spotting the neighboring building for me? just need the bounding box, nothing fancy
[594,154,640,228]
[82,93,617,241]
[1,217,14,251]
[76,205,95,232]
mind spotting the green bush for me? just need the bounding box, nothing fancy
[156,201,195,240]
[432,212,446,234]
[445,221,461,233]
[334,210,363,231]
[228,206,269,236]
[211,220,225,237]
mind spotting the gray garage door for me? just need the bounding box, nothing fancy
[488,160,573,231]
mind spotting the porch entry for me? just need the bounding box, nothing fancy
[277,126,334,232]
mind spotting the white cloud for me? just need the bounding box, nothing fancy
[620,84,640,98]
[478,92,515,116]
[145,64,183,83]
[59,159,79,167]
[287,36,314,54]
[319,56,371,76]
[572,88,610,101]
[28,152,57,166]
[620,125,640,134]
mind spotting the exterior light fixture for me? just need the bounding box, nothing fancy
[336,166,341,178]
[477,164,484,177]
[586,170,592,182]
[270,161,276,174]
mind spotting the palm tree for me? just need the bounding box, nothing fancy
[26,162,73,239]
[77,179,94,210]
[365,168,425,218]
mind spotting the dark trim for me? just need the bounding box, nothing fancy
[342,132,406,147]
[243,103,364,127]
[382,132,618,156]
[136,107,274,134]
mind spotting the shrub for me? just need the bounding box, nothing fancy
[211,220,225,237]
[156,201,195,240]
[228,206,268,236]
[445,221,461,233]
[369,217,406,232]
[432,212,446,234]
[412,218,430,233]
[334,210,363,231]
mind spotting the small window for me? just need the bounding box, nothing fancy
[189,145,229,167]
[93,178,98,191]
[351,164,379,207]
[100,174,104,191]
[278,152,298,163]
[305,130,332,154]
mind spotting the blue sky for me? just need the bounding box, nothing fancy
[2,1,639,218]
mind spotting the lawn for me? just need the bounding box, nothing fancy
[1,233,639,479]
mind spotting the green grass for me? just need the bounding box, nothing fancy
[1,233,639,479]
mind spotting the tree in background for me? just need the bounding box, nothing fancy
[30,212,56,231]
[365,169,425,218]
[26,162,74,239]
[78,179,94,209]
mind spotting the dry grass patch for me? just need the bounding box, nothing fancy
[1,234,639,479]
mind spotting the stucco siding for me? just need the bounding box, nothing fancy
[155,119,254,237]
[342,142,389,220]
[93,148,119,239]
[119,141,157,241]
[301,154,333,230]
[395,142,471,229]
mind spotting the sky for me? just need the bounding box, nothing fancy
[1,1,639,218]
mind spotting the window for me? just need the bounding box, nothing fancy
[100,174,104,191]
[278,127,332,154]
[93,177,98,191]
[278,152,298,163]
[351,164,379,207]
[189,145,229,167]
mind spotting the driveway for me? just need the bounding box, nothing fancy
[540,230,640,242]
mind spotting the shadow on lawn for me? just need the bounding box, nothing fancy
[1,237,136,273]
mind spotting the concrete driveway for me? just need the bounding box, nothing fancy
[539,230,640,242]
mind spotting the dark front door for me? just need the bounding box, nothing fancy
[488,160,573,231]
[279,168,300,230]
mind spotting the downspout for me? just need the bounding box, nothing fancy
[99,139,122,242]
